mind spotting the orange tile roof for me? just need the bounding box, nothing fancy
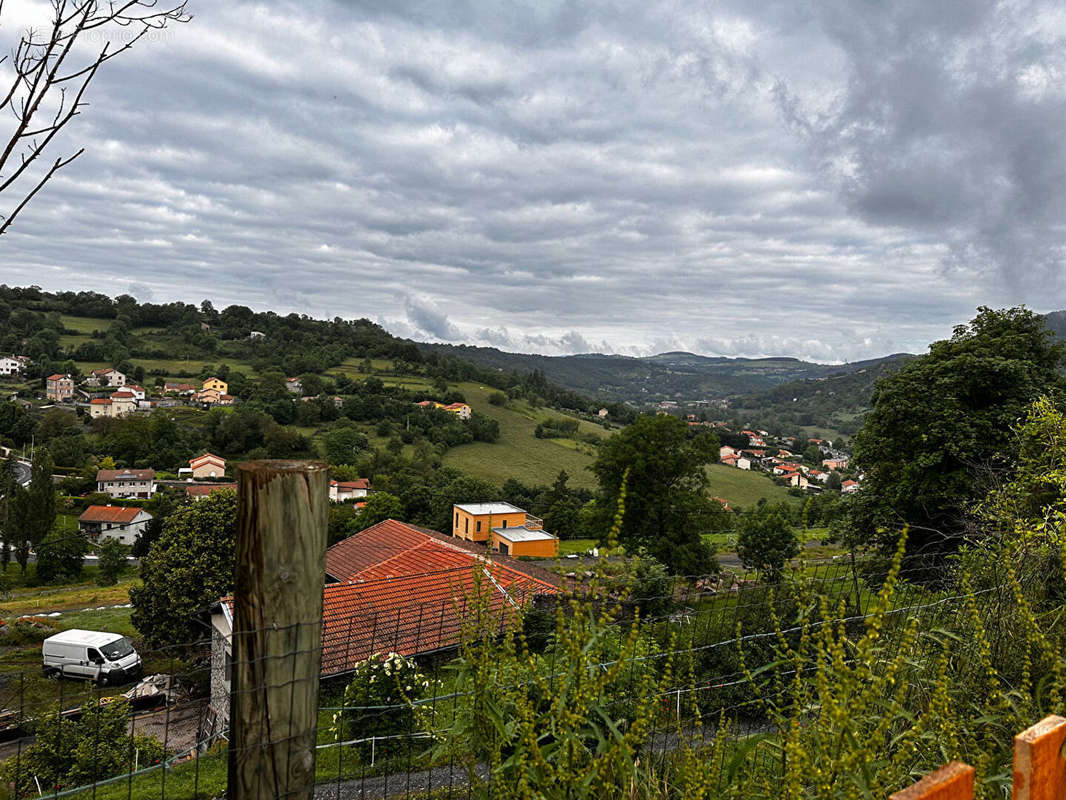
[186,483,237,497]
[90,398,112,405]
[46,374,68,381]
[189,453,225,468]
[223,519,558,675]
[79,505,146,524]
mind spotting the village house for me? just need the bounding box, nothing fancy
[46,373,74,402]
[164,382,196,395]
[285,377,302,394]
[195,388,222,405]
[329,478,370,502]
[125,384,146,401]
[207,519,559,734]
[86,368,125,388]
[202,377,228,394]
[736,457,752,470]
[452,502,558,557]
[96,468,155,499]
[597,408,609,418]
[0,356,27,376]
[110,391,137,416]
[248,330,265,340]
[721,455,738,467]
[189,453,226,479]
[443,402,471,420]
[88,398,113,419]
[186,483,237,500]
[415,400,473,420]
[842,479,860,494]
[78,505,153,546]
[719,445,737,460]
[787,473,809,489]
[822,457,850,471]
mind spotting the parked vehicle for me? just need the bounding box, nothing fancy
[42,629,143,685]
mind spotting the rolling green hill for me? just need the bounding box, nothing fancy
[728,354,914,437]
[421,343,915,404]
[442,383,604,489]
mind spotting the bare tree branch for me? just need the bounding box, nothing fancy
[0,0,191,235]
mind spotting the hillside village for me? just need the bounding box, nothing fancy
[0,293,1055,800]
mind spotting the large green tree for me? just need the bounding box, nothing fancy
[590,414,718,574]
[735,505,800,578]
[130,490,237,649]
[849,307,1064,556]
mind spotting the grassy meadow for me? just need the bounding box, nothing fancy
[705,463,796,509]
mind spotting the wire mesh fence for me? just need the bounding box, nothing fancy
[0,553,1040,799]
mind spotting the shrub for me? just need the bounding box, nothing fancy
[331,652,433,762]
[1,699,164,796]
[97,538,128,586]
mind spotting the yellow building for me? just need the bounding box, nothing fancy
[202,377,228,394]
[452,502,558,558]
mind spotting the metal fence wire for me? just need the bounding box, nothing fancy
[0,554,1039,799]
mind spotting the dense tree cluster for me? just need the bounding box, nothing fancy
[845,307,1065,557]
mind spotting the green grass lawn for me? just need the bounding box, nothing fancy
[559,538,599,556]
[60,315,112,334]
[442,383,602,489]
[705,464,796,510]
[706,525,832,554]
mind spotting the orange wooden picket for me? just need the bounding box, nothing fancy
[889,761,974,800]
[888,716,1066,800]
[1013,715,1066,800]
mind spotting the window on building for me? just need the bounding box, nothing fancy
[455,512,459,527]
[464,518,469,534]
[476,521,481,532]
[502,519,508,528]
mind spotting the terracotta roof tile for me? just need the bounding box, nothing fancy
[186,483,237,497]
[78,505,147,524]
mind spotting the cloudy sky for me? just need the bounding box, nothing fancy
[2,0,1066,361]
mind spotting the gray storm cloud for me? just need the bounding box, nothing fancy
[0,0,1062,360]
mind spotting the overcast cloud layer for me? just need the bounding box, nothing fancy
[2,0,1065,361]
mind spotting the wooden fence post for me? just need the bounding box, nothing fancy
[1013,715,1066,800]
[228,460,329,800]
[889,761,974,800]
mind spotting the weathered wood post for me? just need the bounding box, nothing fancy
[229,460,329,800]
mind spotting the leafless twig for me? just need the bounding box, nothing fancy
[0,0,191,235]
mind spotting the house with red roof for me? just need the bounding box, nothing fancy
[46,373,74,402]
[78,505,152,545]
[842,479,860,494]
[189,453,226,480]
[88,397,113,419]
[329,478,370,502]
[207,519,559,731]
[186,483,237,500]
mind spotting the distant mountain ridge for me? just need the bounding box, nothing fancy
[422,342,917,403]
[426,310,1066,412]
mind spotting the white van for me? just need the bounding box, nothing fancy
[42,630,143,685]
